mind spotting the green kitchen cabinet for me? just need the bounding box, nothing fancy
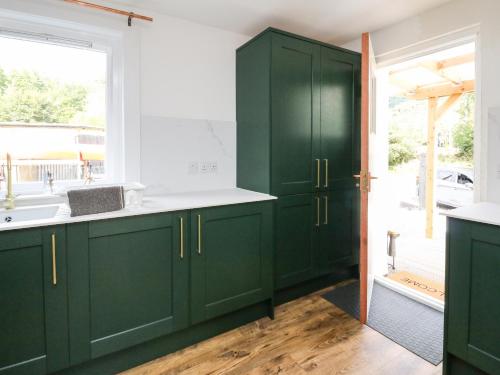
[270,33,321,196]
[317,189,359,275]
[237,28,360,292]
[320,46,361,192]
[275,194,318,289]
[66,212,189,363]
[444,218,500,375]
[190,202,274,324]
[0,226,69,375]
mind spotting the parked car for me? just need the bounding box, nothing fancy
[436,167,474,208]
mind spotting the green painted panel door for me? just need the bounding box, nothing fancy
[446,219,500,375]
[271,33,321,196]
[320,46,360,191]
[275,194,318,290]
[67,212,189,361]
[0,227,69,375]
[191,202,273,324]
[318,190,358,275]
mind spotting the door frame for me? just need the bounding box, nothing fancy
[359,28,482,325]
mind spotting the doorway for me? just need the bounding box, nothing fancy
[373,42,476,308]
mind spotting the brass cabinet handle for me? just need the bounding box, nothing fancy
[179,217,184,259]
[197,214,202,254]
[316,197,320,227]
[315,159,320,188]
[324,196,328,225]
[51,233,57,285]
[324,159,329,188]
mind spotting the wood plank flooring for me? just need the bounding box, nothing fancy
[122,282,443,375]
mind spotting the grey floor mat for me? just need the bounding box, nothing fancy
[322,280,443,365]
[322,281,360,319]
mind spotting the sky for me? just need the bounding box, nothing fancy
[0,35,107,84]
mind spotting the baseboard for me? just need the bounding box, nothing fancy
[53,301,270,375]
[274,266,357,306]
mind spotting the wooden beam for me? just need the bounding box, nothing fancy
[438,53,474,69]
[426,98,438,239]
[419,61,462,85]
[389,52,474,77]
[436,93,462,121]
[406,80,474,100]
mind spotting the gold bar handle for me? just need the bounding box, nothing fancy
[324,159,329,188]
[179,217,184,259]
[315,159,320,188]
[197,214,202,254]
[51,233,57,285]
[316,197,320,227]
[324,196,328,225]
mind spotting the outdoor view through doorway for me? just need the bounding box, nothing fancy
[380,42,475,303]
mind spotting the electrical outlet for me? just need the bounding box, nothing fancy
[188,162,199,175]
[200,162,209,174]
[208,162,218,174]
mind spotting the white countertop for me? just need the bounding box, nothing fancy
[442,202,500,227]
[0,188,276,232]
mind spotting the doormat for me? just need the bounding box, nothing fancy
[322,281,443,365]
[322,281,360,320]
[386,271,445,301]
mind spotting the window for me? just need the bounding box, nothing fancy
[0,31,108,194]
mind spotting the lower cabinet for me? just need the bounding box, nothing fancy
[66,212,189,363]
[445,218,500,375]
[190,202,273,324]
[0,226,69,375]
[275,194,317,289]
[1,200,274,374]
[275,192,358,290]
[318,190,358,275]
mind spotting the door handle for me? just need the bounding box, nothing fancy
[179,217,184,259]
[324,196,328,225]
[51,233,57,286]
[354,171,378,192]
[315,159,320,188]
[197,214,202,254]
[315,197,320,227]
[324,159,329,188]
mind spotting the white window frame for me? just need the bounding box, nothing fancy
[0,9,131,197]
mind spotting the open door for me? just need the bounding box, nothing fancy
[358,33,388,323]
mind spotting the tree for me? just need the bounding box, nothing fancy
[0,70,87,123]
[389,130,418,168]
[452,92,475,160]
[0,67,8,95]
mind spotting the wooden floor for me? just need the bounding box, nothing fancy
[122,282,443,375]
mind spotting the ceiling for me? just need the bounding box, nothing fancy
[105,0,453,44]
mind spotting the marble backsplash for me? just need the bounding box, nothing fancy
[140,116,236,194]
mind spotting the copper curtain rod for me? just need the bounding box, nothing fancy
[63,0,153,26]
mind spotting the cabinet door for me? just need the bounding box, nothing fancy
[275,194,318,290]
[320,46,360,191]
[271,33,321,196]
[318,190,358,275]
[446,219,500,375]
[191,202,273,324]
[0,227,69,375]
[67,213,189,362]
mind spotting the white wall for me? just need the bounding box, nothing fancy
[343,0,500,204]
[0,0,248,193]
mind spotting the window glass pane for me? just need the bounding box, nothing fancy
[0,35,106,187]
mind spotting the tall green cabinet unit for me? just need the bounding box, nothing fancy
[237,28,361,293]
